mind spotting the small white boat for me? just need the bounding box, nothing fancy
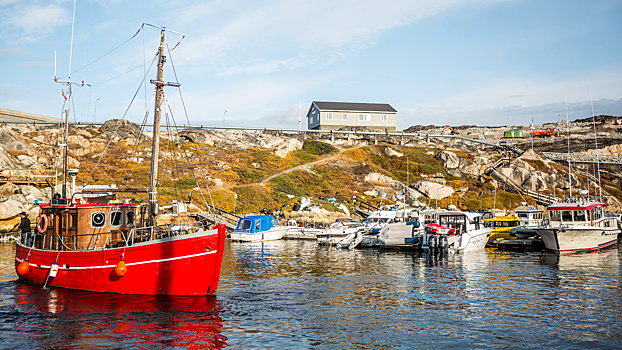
[373,208,439,247]
[317,221,365,246]
[230,215,288,242]
[534,201,620,253]
[284,220,322,240]
[511,206,545,239]
[361,210,398,234]
[422,211,490,253]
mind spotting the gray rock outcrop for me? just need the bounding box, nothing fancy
[412,181,454,200]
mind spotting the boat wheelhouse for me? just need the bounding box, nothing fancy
[534,201,620,252]
[514,207,545,229]
[423,211,490,252]
[484,216,521,241]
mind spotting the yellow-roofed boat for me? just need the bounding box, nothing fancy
[484,216,521,241]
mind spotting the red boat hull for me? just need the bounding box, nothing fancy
[15,225,227,295]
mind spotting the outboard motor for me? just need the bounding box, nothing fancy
[438,235,448,250]
[428,234,437,252]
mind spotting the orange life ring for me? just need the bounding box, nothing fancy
[37,214,48,234]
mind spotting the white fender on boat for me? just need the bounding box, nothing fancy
[49,262,59,279]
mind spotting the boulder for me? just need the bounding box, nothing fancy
[435,151,464,169]
[522,172,548,192]
[0,183,20,196]
[509,167,531,185]
[412,181,454,200]
[16,155,37,168]
[0,199,29,233]
[461,163,484,177]
[384,147,404,157]
[100,119,144,141]
[365,173,394,185]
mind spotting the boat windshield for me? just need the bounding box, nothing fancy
[238,219,252,231]
[439,215,467,233]
[516,213,528,218]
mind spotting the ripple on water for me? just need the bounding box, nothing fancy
[1,241,622,349]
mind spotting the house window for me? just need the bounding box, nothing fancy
[358,114,365,121]
[326,112,333,120]
[342,113,348,121]
[381,114,388,122]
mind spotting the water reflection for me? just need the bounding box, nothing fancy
[1,241,622,348]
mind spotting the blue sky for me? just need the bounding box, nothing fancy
[1,0,621,130]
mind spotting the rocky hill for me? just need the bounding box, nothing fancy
[0,117,621,235]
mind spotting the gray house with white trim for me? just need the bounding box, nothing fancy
[306,101,397,132]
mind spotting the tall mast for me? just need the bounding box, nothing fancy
[148,27,166,224]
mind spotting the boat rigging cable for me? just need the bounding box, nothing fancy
[86,51,158,181]
[56,25,144,80]
[588,79,602,201]
[164,41,219,224]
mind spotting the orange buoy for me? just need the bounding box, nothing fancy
[115,260,127,276]
[17,261,30,275]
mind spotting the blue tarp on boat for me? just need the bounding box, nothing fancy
[234,215,279,233]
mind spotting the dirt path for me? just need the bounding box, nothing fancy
[259,144,366,185]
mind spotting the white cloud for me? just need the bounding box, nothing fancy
[1,2,71,44]
[174,0,500,76]
[20,60,53,67]
[0,48,24,55]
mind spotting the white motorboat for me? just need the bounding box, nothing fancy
[534,201,620,252]
[373,208,439,247]
[510,206,545,239]
[316,221,365,246]
[283,220,322,240]
[422,211,490,253]
[230,215,288,242]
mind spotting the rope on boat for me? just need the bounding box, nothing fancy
[164,42,220,226]
[87,51,158,181]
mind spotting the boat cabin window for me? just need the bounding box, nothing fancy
[238,219,252,231]
[517,213,528,218]
[126,211,135,227]
[70,214,78,228]
[439,215,467,234]
[255,221,261,231]
[550,211,560,221]
[592,208,602,220]
[561,211,573,222]
[91,212,106,228]
[574,211,587,222]
[110,211,123,227]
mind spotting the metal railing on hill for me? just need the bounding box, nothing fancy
[542,152,622,165]
[485,158,557,206]
[354,201,380,218]
[0,168,58,186]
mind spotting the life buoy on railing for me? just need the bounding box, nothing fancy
[37,214,48,234]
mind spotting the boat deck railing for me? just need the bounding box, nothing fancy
[23,222,207,251]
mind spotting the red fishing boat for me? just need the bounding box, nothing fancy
[15,23,227,295]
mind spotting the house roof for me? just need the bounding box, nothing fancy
[312,101,397,113]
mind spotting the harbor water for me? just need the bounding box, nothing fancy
[1,240,621,349]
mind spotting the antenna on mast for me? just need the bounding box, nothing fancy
[565,92,572,199]
[588,78,602,201]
